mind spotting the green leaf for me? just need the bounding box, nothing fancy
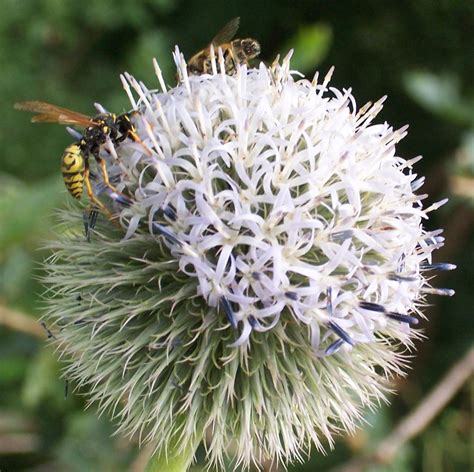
[56,411,135,472]
[128,29,174,85]
[0,247,33,300]
[22,347,62,409]
[282,23,332,72]
[0,356,28,384]
[0,174,63,251]
[403,71,474,126]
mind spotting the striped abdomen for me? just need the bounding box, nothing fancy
[61,144,85,199]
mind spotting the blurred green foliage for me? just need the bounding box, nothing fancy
[404,71,474,126]
[282,23,332,72]
[0,1,473,471]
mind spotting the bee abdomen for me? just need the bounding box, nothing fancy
[61,144,85,199]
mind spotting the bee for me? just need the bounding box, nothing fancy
[187,17,261,76]
[14,101,138,213]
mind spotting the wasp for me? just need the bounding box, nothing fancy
[187,17,261,76]
[14,101,138,213]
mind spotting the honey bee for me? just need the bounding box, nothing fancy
[14,101,138,213]
[187,17,261,76]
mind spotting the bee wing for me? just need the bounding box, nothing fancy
[14,101,95,127]
[211,17,240,46]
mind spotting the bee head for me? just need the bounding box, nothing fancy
[242,39,261,59]
[187,65,201,76]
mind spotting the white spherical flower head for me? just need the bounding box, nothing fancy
[119,49,451,352]
[44,48,454,470]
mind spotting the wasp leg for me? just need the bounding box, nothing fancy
[130,132,153,157]
[115,130,141,145]
[83,166,115,220]
[114,133,129,144]
[127,129,142,143]
[96,157,132,206]
[119,126,153,157]
[97,157,114,188]
[83,206,99,242]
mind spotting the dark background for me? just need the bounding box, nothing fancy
[0,1,472,470]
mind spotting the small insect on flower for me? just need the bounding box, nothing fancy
[186,17,261,76]
[14,101,138,214]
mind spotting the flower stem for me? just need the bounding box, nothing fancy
[144,437,199,472]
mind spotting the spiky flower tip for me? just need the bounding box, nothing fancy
[43,49,455,470]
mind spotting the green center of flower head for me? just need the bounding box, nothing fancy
[101,48,453,355]
[44,47,454,469]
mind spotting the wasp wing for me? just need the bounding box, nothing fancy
[14,101,95,127]
[211,17,240,46]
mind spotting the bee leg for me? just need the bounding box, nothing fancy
[222,48,237,74]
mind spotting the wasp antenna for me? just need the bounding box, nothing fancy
[66,127,83,141]
[94,102,108,114]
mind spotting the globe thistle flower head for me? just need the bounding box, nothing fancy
[43,48,455,469]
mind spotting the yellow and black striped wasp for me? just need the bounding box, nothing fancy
[14,100,138,214]
[187,17,261,76]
